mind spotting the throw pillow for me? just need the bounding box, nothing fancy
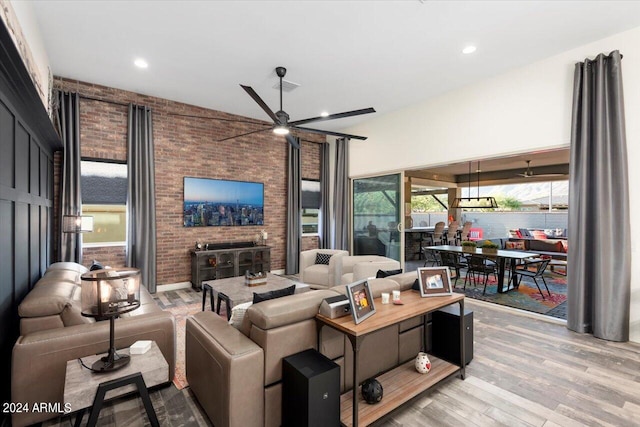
[89,260,104,271]
[376,268,403,278]
[315,253,333,265]
[518,228,532,238]
[253,284,296,304]
[530,230,548,240]
[228,301,253,329]
[411,278,420,291]
[505,241,526,250]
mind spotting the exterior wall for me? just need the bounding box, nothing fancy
[54,78,323,285]
[347,26,640,342]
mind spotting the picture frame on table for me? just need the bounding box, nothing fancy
[345,279,376,324]
[417,267,453,297]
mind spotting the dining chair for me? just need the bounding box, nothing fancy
[421,247,439,267]
[459,221,473,242]
[439,251,465,286]
[443,221,459,245]
[464,255,497,295]
[513,258,551,299]
[431,221,446,245]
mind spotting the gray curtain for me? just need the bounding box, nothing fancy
[319,142,331,249]
[567,50,630,341]
[127,104,157,292]
[333,137,350,251]
[286,138,301,274]
[57,91,82,263]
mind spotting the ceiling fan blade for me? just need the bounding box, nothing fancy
[240,85,279,123]
[285,134,300,149]
[289,107,376,126]
[217,127,269,142]
[292,125,368,140]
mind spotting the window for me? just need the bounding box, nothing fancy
[81,160,127,245]
[301,180,321,235]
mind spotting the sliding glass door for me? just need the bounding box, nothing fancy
[352,173,403,263]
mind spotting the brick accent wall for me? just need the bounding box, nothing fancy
[54,78,322,284]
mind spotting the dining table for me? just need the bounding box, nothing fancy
[424,245,539,293]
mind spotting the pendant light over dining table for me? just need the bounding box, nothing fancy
[451,161,499,209]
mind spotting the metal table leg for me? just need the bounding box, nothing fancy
[86,372,159,427]
[458,299,466,380]
[346,334,364,427]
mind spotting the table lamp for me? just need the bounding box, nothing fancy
[80,268,141,372]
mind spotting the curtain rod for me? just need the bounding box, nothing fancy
[76,94,326,143]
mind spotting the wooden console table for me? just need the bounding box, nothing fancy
[190,243,271,289]
[316,292,465,427]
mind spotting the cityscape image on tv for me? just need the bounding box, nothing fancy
[183,177,264,227]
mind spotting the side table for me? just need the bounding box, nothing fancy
[64,341,169,427]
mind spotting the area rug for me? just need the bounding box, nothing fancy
[452,271,567,317]
[164,300,227,390]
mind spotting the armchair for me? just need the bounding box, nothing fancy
[338,255,401,285]
[299,249,348,289]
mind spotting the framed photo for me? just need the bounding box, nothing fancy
[345,279,376,324]
[417,267,453,297]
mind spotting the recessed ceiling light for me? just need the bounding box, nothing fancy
[462,46,477,54]
[320,111,329,117]
[134,58,148,69]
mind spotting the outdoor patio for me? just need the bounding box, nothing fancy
[405,259,568,320]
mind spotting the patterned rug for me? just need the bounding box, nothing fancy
[452,271,567,317]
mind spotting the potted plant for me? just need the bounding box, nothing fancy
[481,240,499,254]
[462,241,477,252]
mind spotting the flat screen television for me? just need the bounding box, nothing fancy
[183,177,264,227]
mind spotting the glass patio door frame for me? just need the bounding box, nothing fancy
[350,171,405,268]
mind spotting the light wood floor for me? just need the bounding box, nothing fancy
[45,294,640,427]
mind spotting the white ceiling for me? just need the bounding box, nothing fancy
[31,1,640,132]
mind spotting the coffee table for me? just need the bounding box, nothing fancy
[202,273,309,318]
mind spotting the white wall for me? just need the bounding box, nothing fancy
[347,26,640,343]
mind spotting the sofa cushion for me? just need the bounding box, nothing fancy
[18,282,77,318]
[315,253,333,265]
[247,289,338,331]
[46,262,89,275]
[529,239,564,253]
[253,285,296,304]
[303,264,330,286]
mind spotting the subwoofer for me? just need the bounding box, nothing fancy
[282,349,340,427]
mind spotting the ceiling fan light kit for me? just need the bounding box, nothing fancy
[228,66,375,146]
[273,125,289,135]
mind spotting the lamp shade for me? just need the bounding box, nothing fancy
[81,268,141,318]
[62,214,94,233]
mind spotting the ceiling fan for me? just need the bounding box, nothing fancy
[221,66,376,148]
[517,160,565,178]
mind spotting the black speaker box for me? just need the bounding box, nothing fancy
[282,349,340,427]
[432,305,473,366]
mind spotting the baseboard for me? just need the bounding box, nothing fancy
[157,281,192,292]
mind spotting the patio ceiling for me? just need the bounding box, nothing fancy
[407,148,570,188]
